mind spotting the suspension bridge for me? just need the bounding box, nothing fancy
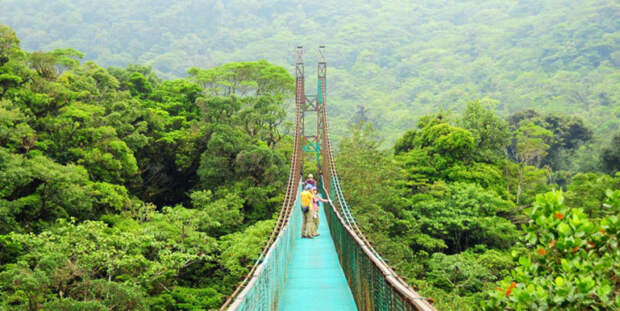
[220,47,436,311]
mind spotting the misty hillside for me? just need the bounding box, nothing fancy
[1,0,618,141]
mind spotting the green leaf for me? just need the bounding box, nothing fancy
[558,223,571,236]
[596,282,611,300]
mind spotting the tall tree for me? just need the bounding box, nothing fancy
[600,132,620,174]
[459,100,511,163]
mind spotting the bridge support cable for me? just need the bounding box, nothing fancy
[316,48,436,311]
[220,47,305,311]
[222,45,436,311]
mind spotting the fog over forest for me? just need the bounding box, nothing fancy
[2,0,618,142]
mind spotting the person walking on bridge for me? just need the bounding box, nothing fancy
[309,187,329,238]
[300,184,314,238]
[305,173,316,188]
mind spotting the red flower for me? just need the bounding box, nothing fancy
[537,248,547,256]
[555,212,564,219]
[549,240,556,248]
[570,246,580,253]
[588,241,595,248]
[505,282,517,297]
[600,229,606,234]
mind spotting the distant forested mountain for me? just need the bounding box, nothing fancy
[1,0,618,142]
[1,1,619,308]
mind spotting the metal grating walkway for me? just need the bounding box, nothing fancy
[277,202,357,311]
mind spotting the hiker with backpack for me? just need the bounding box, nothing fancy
[300,184,314,238]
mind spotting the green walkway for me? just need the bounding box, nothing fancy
[277,202,357,311]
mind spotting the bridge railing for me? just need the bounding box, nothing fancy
[321,176,436,311]
[225,182,302,311]
[220,48,305,310]
[317,63,435,309]
[224,45,436,311]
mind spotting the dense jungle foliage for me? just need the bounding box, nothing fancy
[336,104,619,310]
[1,0,618,144]
[0,25,294,310]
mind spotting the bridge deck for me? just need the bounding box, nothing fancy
[278,202,357,311]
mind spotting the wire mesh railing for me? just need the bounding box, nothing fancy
[224,45,436,311]
[220,47,305,311]
[225,183,302,311]
[321,177,436,311]
[316,53,435,309]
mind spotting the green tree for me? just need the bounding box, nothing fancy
[485,191,619,310]
[601,132,620,174]
[28,48,83,80]
[0,100,35,152]
[565,172,620,217]
[0,216,216,310]
[513,121,553,204]
[188,60,293,98]
[0,24,20,65]
[218,219,274,283]
[459,100,511,163]
[409,182,517,254]
[0,27,299,309]
[0,151,133,233]
[508,110,593,171]
[335,122,410,264]
[396,114,507,196]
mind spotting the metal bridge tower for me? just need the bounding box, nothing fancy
[297,46,329,182]
[222,46,437,311]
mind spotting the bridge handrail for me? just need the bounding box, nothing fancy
[222,45,436,310]
[220,75,304,310]
[318,81,435,310]
[321,176,435,311]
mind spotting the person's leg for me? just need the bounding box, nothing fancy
[314,214,320,236]
[304,211,313,237]
[309,213,318,237]
[301,209,308,237]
